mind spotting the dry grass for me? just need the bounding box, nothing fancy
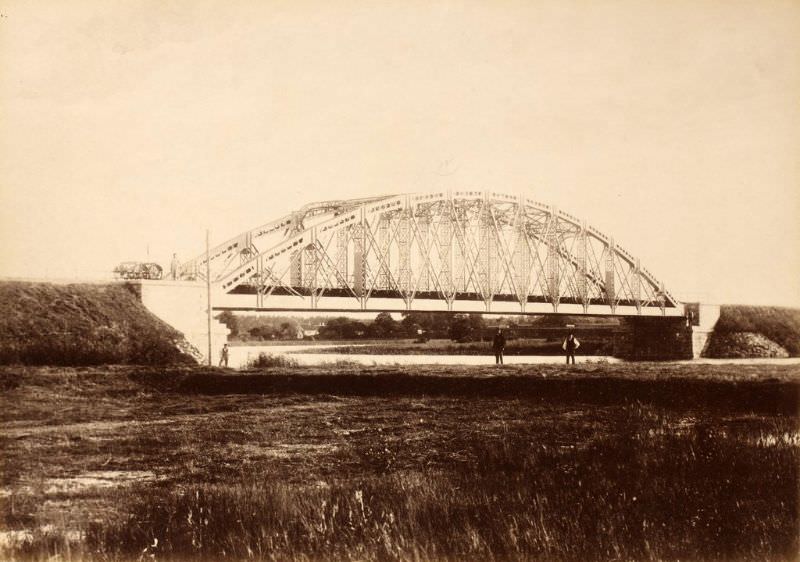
[1,363,799,561]
[708,305,800,356]
[246,353,300,368]
[0,281,195,365]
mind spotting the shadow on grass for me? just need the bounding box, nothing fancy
[148,372,800,415]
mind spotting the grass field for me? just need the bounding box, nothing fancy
[1,363,799,561]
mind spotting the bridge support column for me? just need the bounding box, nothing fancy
[546,208,560,312]
[453,228,465,295]
[578,221,589,313]
[398,214,411,304]
[255,256,264,308]
[478,201,495,310]
[687,303,721,358]
[513,218,530,312]
[304,227,318,308]
[437,204,455,308]
[336,229,348,288]
[605,237,616,313]
[417,217,430,292]
[290,250,302,287]
[353,209,367,309]
[613,316,693,360]
[377,217,391,289]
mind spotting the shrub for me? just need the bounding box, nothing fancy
[246,352,299,369]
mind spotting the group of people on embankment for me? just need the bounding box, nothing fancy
[491,328,580,365]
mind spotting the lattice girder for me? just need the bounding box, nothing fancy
[202,191,678,314]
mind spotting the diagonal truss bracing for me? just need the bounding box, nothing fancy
[200,191,679,314]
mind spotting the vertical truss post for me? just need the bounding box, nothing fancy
[452,200,465,296]
[453,215,465,296]
[255,255,263,308]
[353,208,367,309]
[289,211,304,288]
[605,237,616,313]
[547,208,560,312]
[303,227,318,308]
[578,221,588,313]
[336,228,348,288]
[488,211,497,304]
[377,216,390,289]
[418,216,430,293]
[438,202,454,310]
[289,250,302,287]
[514,196,530,312]
[634,258,642,314]
[659,281,666,316]
[397,210,412,307]
[303,227,319,308]
[478,196,493,310]
[450,200,467,296]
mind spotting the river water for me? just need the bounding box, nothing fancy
[227,344,800,369]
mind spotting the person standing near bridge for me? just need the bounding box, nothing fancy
[219,343,229,367]
[492,328,506,365]
[170,253,180,280]
[563,331,580,365]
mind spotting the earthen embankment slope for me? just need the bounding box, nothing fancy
[0,281,197,365]
[704,305,800,357]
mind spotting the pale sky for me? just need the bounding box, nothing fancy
[1,0,798,306]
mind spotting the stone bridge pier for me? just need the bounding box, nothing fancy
[133,280,230,365]
[613,303,720,360]
[685,303,721,358]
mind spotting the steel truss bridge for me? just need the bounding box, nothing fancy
[180,192,681,316]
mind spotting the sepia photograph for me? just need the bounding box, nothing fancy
[1,1,799,560]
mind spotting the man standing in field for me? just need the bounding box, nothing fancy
[492,328,506,365]
[170,253,180,280]
[219,343,229,368]
[563,331,580,365]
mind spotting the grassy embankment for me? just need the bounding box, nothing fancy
[2,363,798,561]
[705,305,800,357]
[0,281,196,365]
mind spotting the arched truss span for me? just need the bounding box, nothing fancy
[181,192,680,315]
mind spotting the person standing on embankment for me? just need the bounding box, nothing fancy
[493,328,506,365]
[219,343,229,367]
[170,253,180,280]
[563,331,580,365]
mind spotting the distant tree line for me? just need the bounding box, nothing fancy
[216,310,489,342]
[216,311,303,341]
[318,312,488,341]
